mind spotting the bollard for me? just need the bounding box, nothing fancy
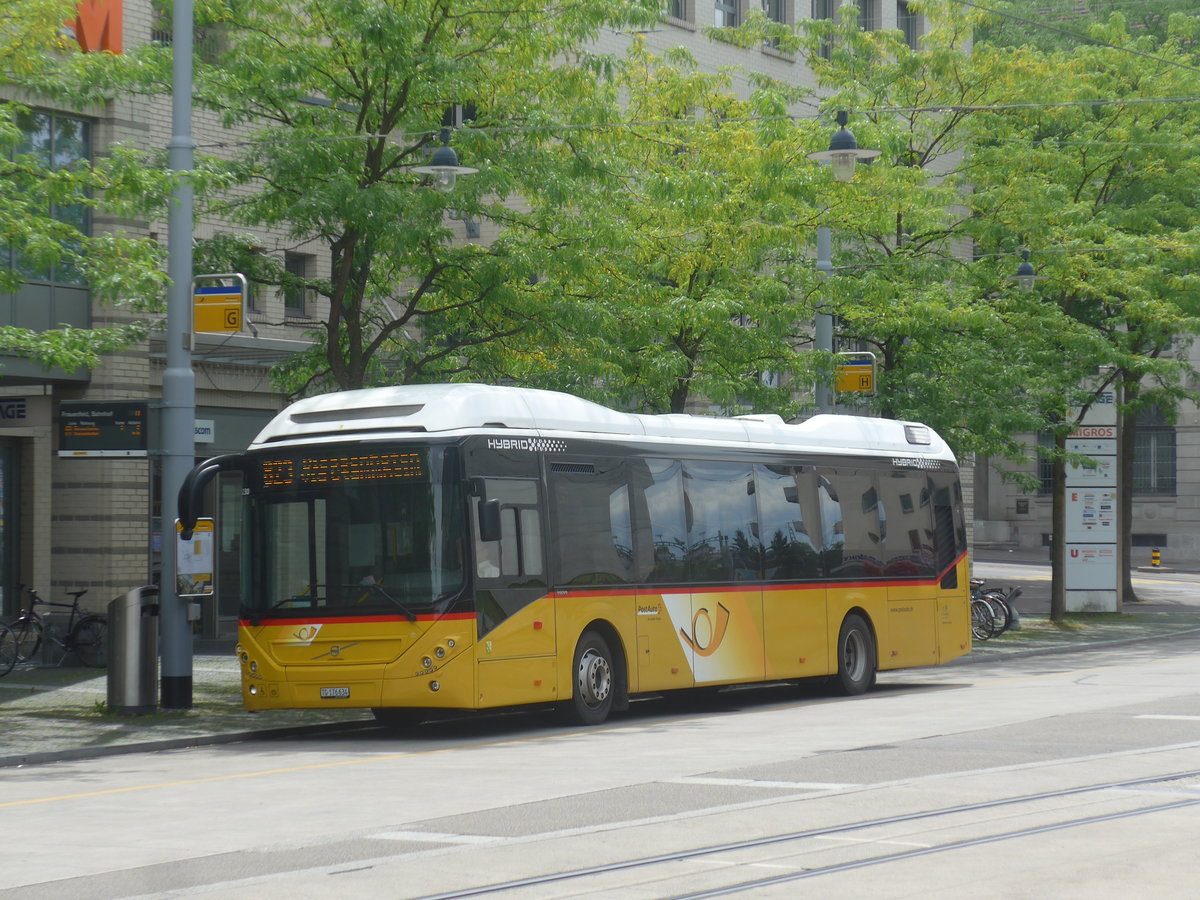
[1151,548,1161,568]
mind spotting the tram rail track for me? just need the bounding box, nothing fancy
[412,767,1200,900]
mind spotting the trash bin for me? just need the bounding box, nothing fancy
[107,586,159,714]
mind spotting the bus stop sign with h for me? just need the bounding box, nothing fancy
[836,352,876,394]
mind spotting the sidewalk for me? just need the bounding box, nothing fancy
[6,606,1200,768]
[0,655,374,768]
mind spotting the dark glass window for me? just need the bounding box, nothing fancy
[817,473,844,574]
[825,469,885,578]
[897,0,919,47]
[857,0,879,30]
[1037,430,1055,496]
[812,0,835,59]
[550,459,636,585]
[878,470,936,577]
[684,460,759,582]
[283,252,310,316]
[1133,406,1176,496]
[715,0,739,26]
[7,110,90,286]
[755,464,821,580]
[643,458,687,584]
[474,478,542,580]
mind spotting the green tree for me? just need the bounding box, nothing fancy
[120,0,665,396]
[1,0,168,372]
[968,15,1200,617]
[483,38,830,415]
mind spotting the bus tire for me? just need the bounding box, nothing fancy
[562,630,615,726]
[835,614,876,696]
[371,707,426,729]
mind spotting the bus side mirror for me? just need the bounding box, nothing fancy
[178,454,245,539]
[477,498,501,543]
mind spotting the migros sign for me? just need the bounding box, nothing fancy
[72,0,123,54]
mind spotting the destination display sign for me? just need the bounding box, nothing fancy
[58,401,148,457]
[257,451,425,487]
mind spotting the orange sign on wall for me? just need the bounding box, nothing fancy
[72,0,123,54]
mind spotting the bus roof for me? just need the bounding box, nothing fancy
[251,383,956,462]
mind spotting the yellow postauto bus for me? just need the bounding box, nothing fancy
[178,383,970,726]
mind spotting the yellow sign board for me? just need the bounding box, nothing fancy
[193,285,243,334]
[836,357,875,393]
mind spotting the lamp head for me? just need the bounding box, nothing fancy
[413,130,478,192]
[807,110,880,182]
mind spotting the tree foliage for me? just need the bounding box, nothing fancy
[134,0,663,395]
[483,39,831,415]
[1,0,167,372]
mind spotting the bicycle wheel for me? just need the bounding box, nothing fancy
[983,591,1011,634]
[0,624,16,677]
[70,617,108,668]
[10,615,43,663]
[970,598,996,641]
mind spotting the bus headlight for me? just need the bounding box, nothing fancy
[422,656,433,669]
[430,681,440,692]
[435,646,446,659]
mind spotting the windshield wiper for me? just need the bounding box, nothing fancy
[346,582,418,622]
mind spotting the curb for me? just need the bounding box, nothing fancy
[954,624,1200,665]
[0,718,374,769]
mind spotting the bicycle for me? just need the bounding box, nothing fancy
[970,594,997,641]
[9,587,108,668]
[0,622,16,677]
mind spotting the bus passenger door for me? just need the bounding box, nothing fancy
[471,476,557,708]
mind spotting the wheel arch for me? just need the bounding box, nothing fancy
[839,606,879,666]
[574,618,630,712]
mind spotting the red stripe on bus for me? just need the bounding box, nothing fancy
[242,611,476,627]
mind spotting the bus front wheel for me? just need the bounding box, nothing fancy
[563,630,615,726]
[836,614,877,696]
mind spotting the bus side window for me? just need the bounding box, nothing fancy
[549,459,635,586]
[473,478,543,581]
[817,473,844,576]
[754,464,820,581]
[931,475,962,588]
[684,460,759,583]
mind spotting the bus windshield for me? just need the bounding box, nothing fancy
[242,445,465,621]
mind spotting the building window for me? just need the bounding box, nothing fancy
[812,0,835,59]
[762,0,792,47]
[857,0,879,30]
[715,0,739,26]
[667,0,692,21]
[283,252,310,317]
[6,110,90,287]
[897,0,919,48]
[1036,430,1054,496]
[1133,407,1176,496]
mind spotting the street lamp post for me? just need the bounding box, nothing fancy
[807,111,878,415]
[162,0,196,708]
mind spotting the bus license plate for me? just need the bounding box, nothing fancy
[320,687,350,699]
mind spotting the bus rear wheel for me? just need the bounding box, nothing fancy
[562,630,615,726]
[836,614,876,696]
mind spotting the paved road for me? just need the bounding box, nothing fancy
[2,631,1199,899]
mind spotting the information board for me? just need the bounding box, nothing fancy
[58,401,148,457]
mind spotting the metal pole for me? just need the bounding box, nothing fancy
[815,224,834,414]
[161,0,196,708]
